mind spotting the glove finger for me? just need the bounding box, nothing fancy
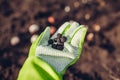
[51,22,71,39]
[37,27,50,46]
[29,27,50,56]
[68,25,85,42]
[64,22,79,37]
[70,26,87,48]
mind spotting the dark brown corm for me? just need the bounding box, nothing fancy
[48,39,54,44]
[48,33,67,50]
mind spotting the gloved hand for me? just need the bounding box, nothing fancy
[17,22,87,80]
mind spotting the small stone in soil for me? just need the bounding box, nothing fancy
[10,36,20,46]
[29,24,39,34]
[50,26,56,35]
[48,16,55,24]
[30,35,38,43]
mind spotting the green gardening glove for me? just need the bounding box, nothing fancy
[17,21,87,80]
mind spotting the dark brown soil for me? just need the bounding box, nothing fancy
[0,0,120,80]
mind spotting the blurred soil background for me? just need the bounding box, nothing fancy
[0,0,120,80]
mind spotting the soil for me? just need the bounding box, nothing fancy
[0,0,120,80]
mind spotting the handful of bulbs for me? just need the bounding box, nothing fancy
[48,33,67,50]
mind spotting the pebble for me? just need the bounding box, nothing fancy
[87,33,94,41]
[85,13,91,20]
[50,26,56,35]
[100,1,106,7]
[82,0,88,4]
[69,20,74,24]
[48,16,55,24]
[10,36,20,46]
[74,1,80,8]
[93,24,101,32]
[64,6,71,12]
[29,24,39,34]
[30,34,38,43]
